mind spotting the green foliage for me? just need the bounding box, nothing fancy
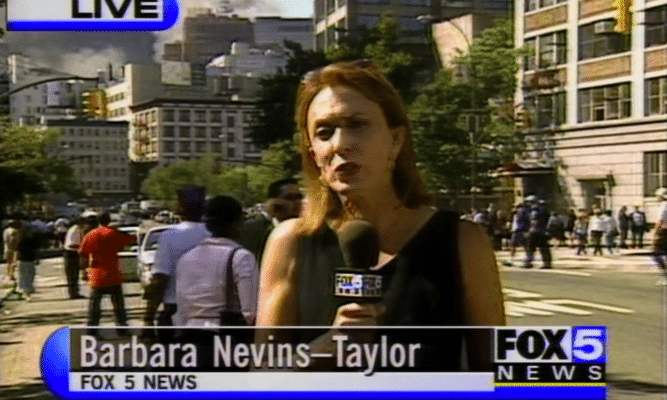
[141,139,301,207]
[0,124,79,199]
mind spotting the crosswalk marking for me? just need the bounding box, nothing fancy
[503,287,635,318]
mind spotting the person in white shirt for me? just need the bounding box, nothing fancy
[177,195,259,328]
[588,209,605,256]
[143,186,211,329]
[602,210,618,254]
[63,217,86,299]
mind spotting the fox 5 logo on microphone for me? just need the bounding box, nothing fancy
[494,326,606,363]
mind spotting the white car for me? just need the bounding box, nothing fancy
[117,226,140,282]
[137,225,173,288]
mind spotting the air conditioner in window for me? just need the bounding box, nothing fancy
[594,21,616,34]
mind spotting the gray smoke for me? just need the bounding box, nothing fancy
[152,0,282,62]
[3,31,157,77]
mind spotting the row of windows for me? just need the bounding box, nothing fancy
[525,0,566,13]
[163,141,237,158]
[162,126,237,141]
[162,109,238,126]
[65,128,126,137]
[524,5,667,67]
[63,152,127,163]
[524,77,667,125]
[24,95,48,104]
[108,108,129,117]
[108,92,126,104]
[81,181,128,191]
[62,141,127,152]
[78,167,128,177]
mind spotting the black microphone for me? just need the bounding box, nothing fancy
[334,220,383,301]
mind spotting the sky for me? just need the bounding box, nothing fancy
[278,0,314,18]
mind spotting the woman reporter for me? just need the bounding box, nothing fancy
[256,60,505,370]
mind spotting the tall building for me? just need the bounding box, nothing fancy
[511,0,667,221]
[254,17,314,50]
[314,0,510,51]
[162,9,254,64]
[43,119,131,200]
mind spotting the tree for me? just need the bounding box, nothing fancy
[0,124,79,200]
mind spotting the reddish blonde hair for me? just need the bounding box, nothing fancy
[295,60,433,234]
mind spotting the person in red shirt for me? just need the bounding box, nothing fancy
[78,212,136,328]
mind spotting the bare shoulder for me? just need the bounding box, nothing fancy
[456,220,505,325]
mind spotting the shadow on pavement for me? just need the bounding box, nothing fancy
[608,373,667,395]
[0,306,146,329]
[0,379,56,400]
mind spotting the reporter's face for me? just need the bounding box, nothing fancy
[306,85,403,196]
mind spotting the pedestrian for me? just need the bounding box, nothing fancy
[16,225,40,301]
[651,188,667,285]
[143,186,211,330]
[239,178,303,262]
[547,211,564,247]
[525,199,552,269]
[602,210,618,254]
[617,206,629,249]
[3,219,21,286]
[565,209,577,247]
[507,201,530,266]
[78,212,136,330]
[54,216,69,249]
[573,210,588,255]
[177,195,259,328]
[257,60,504,371]
[63,217,86,299]
[630,205,647,248]
[588,209,605,256]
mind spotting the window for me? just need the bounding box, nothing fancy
[163,126,175,137]
[163,109,174,122]
[645,152,667,196]
[645,76,667,116]
[196,142,207,152]
[400,0,428,6]
[578,83,631,122]
[646,5,667,47]
[196,126,207,138]
[25,95,31,103]
[212,142,222,152]
[210,110,222,123]
[227,132,235,143]
[178,126,191,138]
[227,116,235,127]
[195,110,206,123]
[524,38,537,70]
[357,14,380,29]
[227,147,236,159]
[579,21,631,61]
[210,127,222,139]
[179,110,191,122]
[538,31,567,67]
[179,141,191,153]
[525,0,565,12]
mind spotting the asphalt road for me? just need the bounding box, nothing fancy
[1,253,666,399]
[500,266,667,400]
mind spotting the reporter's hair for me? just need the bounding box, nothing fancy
[295,60,433,234]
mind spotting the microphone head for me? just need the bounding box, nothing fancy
[337,220,380,270]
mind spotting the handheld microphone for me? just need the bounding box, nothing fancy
[334,220,383,301]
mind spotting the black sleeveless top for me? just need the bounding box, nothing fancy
[297,210,466,370]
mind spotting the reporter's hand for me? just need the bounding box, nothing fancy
[332,302,385,327]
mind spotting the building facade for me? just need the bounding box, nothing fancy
[129,98,262,168]
[514,0,667,221]
[254,17,314,50]
[314,0,510,51]
[44,119,131,199]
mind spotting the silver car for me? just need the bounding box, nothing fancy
[137,225,173,289]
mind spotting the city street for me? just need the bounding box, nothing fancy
[0,249,666,399]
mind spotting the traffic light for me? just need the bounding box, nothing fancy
[81,89,108,119]
[613,0,632,33]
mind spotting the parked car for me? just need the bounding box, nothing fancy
[137,225,173,289]
[118,226,140,282]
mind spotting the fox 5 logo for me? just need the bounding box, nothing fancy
[495,326,606,363]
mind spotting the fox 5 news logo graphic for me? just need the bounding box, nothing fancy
[335,273,383,298]
[494,327,606,383]
[6,0,179,31]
